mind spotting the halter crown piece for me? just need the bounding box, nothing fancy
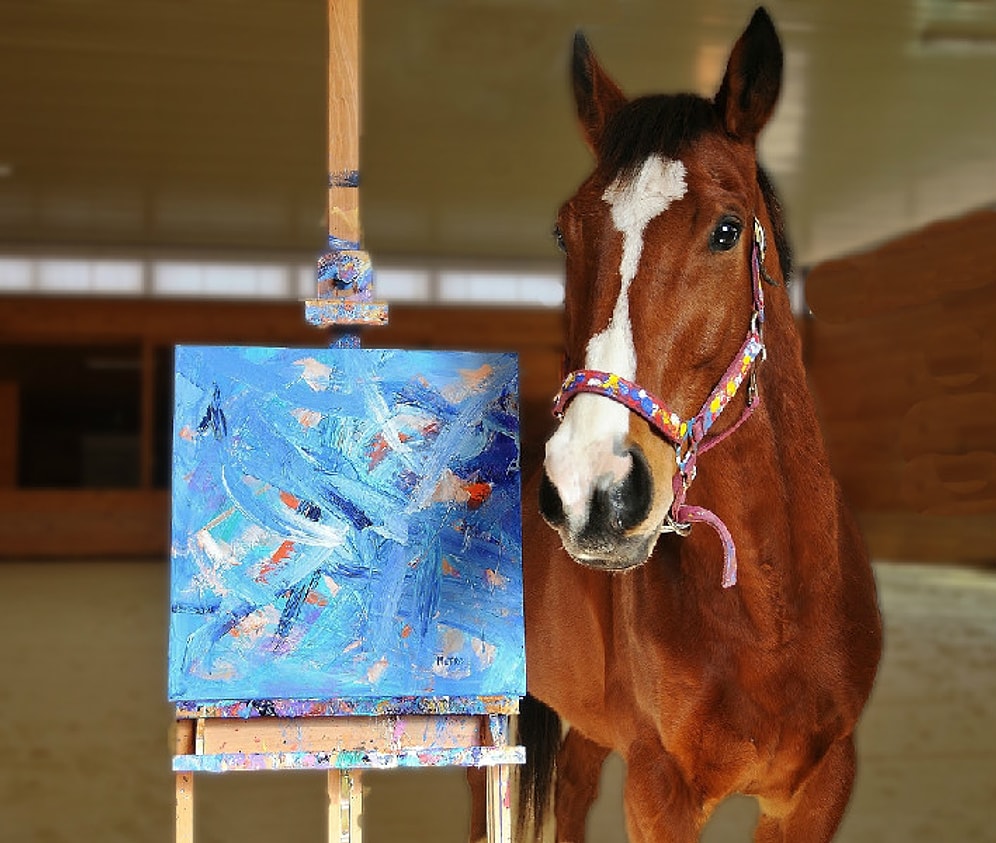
[552,217,771,588]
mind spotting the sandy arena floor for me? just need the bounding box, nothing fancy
[0,559,992,842]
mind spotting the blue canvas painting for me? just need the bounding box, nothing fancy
[168,346,524,704]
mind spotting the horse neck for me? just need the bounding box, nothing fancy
[667,279,845,627]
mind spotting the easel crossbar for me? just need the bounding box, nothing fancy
[199,713,483,755]
[174,695,520,719]
[173,745,525,773]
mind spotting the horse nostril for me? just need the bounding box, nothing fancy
[612,446,653,532]
[539,471,566,526]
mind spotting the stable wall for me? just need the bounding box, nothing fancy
[2,204,993,566]
[805,208,995,563]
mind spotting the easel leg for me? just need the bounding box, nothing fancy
[327,770,342,843]
[175,772,194,843]
[328,770,363,842]
[348,771,363,841]
[486,764,512,843]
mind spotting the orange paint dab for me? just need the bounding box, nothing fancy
[368,434,390,469]
[485,568,508,588]
[441,557,459,577]
[279,490,300,510]
[305,590,328,607]
[401,624,412,639]
[257,540,295,582]
[466,482,492,510]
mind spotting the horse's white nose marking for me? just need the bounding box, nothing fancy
[546,155,687,525]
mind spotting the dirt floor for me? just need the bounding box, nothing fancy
[0,559,993,842]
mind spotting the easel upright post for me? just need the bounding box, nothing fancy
[307,0,387,336]
[174,719,196,843]
[327,770,362,843]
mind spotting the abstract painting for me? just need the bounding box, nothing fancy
[168,346,524,704]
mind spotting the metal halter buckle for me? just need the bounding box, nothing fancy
[661,513,692,537]
[747,367,760,407]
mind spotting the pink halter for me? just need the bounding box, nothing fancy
[551,218,771,588]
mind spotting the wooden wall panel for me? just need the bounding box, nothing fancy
[806,209,996,562]
[0,489,168,558]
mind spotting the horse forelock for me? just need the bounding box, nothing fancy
[598,94,718,183]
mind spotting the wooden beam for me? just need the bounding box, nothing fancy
[327,770,344,843]
[175,773,194,843]
[328,0,361,249]
[201,714,482,755]
[0,489,168,558]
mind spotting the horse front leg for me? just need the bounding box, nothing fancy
[754,735,856,843]
[623,738,703,843]
[554,728,611,842]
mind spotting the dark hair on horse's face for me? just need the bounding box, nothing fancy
[599,94,717,180]
[597,92,793,283]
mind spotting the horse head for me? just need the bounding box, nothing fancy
[540,8,786,572]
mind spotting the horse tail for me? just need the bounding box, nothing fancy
[516,692,562,838]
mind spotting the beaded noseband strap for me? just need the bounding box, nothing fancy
[551,217,771,588]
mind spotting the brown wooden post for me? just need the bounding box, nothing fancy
[139,340,156,489]
[328,0,361,254]
[0,381,18,487]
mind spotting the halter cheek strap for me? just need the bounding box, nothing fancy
[551,217,771,588]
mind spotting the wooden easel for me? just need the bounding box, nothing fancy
[173,701,521,842]
[171,2,523,840]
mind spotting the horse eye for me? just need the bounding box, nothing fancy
[709,218,742,252]
[552,225,568,254]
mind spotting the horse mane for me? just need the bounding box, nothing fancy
[756,163,793,283]
[597,93,793,283]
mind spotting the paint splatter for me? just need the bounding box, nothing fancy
[367,433,391,470]
[366,657,389,684]
[292,408,323,428]
[466,481,492,510]
[256,540,295,583]
[430,470,492,510]
[485,568,507,588]
[294,357,333,391]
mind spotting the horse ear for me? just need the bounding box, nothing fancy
[714,7,783,143]
[572,31,627,154]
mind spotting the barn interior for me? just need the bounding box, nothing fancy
[0,0,993,841]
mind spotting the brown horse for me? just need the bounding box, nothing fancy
[471,7,882,843]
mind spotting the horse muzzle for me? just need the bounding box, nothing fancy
[539,444,666,571]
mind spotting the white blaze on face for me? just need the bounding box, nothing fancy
[545,155,687,524]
